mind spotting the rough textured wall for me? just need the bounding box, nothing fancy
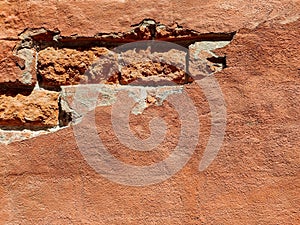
[0,0,299,224]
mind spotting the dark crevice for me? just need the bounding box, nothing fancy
[30,32,236,50]
[0,83,34,96]
[0,123,55,131]
[58,96,72,127]
[117,72,122,84]
[38,83,62,92]
[0,37,20,41]
[207,56,227,68]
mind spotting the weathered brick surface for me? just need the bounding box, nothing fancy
[38,46,192,86]
[38,47,118,86]
[0,90,59,129]
[0,40,36,86]
[37,32,227,87]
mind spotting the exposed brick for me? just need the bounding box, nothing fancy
[0,90,59,129]
[118,48,189,85]
[0,40,36,87]
[38,47,118,87]
[37,39,232,87]
[38,46,191,86]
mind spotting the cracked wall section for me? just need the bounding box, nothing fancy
[0,19,234,143]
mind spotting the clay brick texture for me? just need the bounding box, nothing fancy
[0,0,299,224]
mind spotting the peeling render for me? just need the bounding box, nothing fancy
[60,84,184,125]
[0,19,235,144]
[0,126,63,145]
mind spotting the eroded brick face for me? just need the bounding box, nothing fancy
[38,47,114,86]
[38,47,191,86]
[0,90,59,129]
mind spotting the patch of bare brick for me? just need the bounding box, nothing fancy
[0,90,59,130]
[0,19,233,143]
